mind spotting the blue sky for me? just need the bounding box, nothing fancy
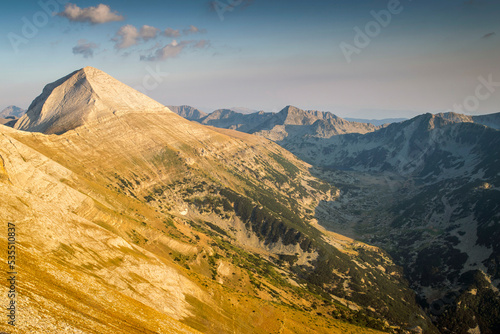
[1,0,499,118]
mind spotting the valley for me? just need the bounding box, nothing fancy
[171,105,500,333]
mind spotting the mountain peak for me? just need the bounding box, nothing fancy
[0,105,25,118]
[15,67,170,134]
[167,105,207,121]
[435,111,473,123]
[280,105,301,115]
[81,65,101,73]
[278,105,340,125]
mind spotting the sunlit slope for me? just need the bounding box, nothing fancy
[0,112,392,334]
[0,67,436,333]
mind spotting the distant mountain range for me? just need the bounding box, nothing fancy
[170,105,380,142]
[166,106,259,122]
[227,106,260,114]
[170,105,500,333]
[169,105,500,132]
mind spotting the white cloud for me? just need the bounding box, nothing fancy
[140,25,160,41]
[183,25,206,35]
[72,39,99,58]
[140,40,192,61]
[113,25,161,49]
[112,23,209,55]
[58,3,124,24]
[164,28,181,38]
[114,25,139,49]
[140,39,211,61]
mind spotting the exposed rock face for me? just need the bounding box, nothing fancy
[15,66,170,134]
[0,117,18,127]
[251,106,379,142]
[291,113,499,177]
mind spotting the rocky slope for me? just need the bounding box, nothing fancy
[301,114,500,334]
[0,67,436,333]
[290,113,495,174]
[174,104,500,333]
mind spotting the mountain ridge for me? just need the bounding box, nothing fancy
[304,113,500,333]
[437,111,500,130]
[170,105,380,142]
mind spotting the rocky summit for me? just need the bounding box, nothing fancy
[15,67,169,135]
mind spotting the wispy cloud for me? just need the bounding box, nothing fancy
[113,25,161,49]
[57,3,124,24]
[193,40,210,49]
[72,39,99,58]
[140,39,211,61]
[113,24,208,50]
[145,42,162,52]
[140,40,192,61]
[164,28,181,38]
[482,32,496,39]
[183,25,206,35]
[164,26,205,37]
